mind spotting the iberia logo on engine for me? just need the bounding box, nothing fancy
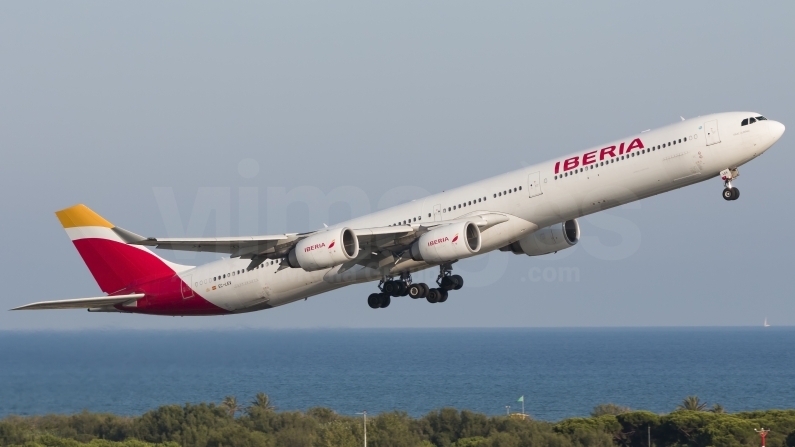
[451,233,459,243]
[304,239,336,253]
[428,236,450,247]
[304,242,326,253]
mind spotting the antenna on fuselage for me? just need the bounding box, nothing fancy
[680,116,686,121]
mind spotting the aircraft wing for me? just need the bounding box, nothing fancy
[11,293,144,310]
[122,212,509,268]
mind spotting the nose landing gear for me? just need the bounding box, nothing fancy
[720,168,740,201]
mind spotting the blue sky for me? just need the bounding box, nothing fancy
[1,1,793,329]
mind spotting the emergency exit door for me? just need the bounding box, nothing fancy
[527,171,542,198]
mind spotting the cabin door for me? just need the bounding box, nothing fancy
[181,275,194,299]
[527,171,542,198]
[704,120,721,146]
[433,204,442,221]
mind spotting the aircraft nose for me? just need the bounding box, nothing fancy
[769,120,785,142]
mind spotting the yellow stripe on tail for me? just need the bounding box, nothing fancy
[55,204,114,229]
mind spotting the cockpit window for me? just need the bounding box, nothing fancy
[741,118,748,126]
[756,116,767,121]
[750,117,757,124]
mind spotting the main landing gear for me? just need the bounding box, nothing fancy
[366,264,465,309]
[720,168,740,201]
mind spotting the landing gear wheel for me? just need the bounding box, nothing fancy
[379,294,391,308]
[427,288,440,303]
[408,283,426,299]
[450,275,464,290]
[398,283,409,297]
[723,187,740,201]
[420,283,430,297]
[383,281,398,295]
[368,293,381,309]
[437,289,448,303]
[440,276,455,291]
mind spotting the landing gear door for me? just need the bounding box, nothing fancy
[527,171,542,198]
[181,275,194,299]
[433,204,442,221]
[705,120,721,146]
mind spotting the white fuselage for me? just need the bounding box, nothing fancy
[181,112,783,312]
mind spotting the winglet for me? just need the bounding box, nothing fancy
[55,204,113,228]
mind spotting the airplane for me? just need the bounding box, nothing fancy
[13,112,785,315]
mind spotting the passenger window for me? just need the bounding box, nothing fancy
[428,213,431,217]
[493,194,497,198]
[684,137,687,141]
[678,139,681,143]
[750,117,756,124]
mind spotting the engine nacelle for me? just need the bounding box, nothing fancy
[287,227,359,271]
[503,219,580,256]
[410,221,482,263]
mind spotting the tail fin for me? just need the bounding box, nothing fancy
[56,204,193,294]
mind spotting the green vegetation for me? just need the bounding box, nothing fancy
[1,395,794,447]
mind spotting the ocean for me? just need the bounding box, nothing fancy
[0,328,792,421]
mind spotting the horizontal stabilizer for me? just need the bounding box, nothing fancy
[11,293,144,311]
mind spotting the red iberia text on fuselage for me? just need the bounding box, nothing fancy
[554,138,645,174]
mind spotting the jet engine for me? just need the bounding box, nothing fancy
[502,219,580,256]
[287,227,359,271]
[410,221,482,263]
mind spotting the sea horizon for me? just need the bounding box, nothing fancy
[1,327,792,421]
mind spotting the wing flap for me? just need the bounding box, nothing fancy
[11,293,144,310]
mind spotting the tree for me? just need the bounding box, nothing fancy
[710,403,725,414]
[250,393,276,412]
[786,429,795,447]
[677,396,708,411]
[221,396,241,418]
[591,404,630,417]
